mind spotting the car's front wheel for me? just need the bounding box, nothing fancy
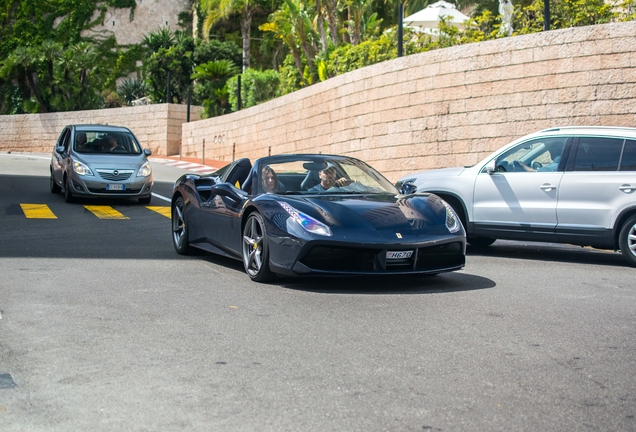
[172,197,196,255]
[618,215,636,267]
[138,195,152,204]
[50,173,61,194]
[63,176,75,203]
[242,212,274,282]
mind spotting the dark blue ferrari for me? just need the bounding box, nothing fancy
[171,154,466,282]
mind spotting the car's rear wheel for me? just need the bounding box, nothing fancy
[242,212,274,282]
[50,174,61,194]
[618,215,636,267]
[172,197,196,255]
[467,235,497,247]
[138,195,152,204]
[63,176,75,203]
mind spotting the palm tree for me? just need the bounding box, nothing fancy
[200,0,258,71]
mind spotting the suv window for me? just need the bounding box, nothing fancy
[620,140,636,171]
[494,137,567,172]
[572,137,623,171]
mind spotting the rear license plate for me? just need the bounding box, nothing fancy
[106,184,125,191]
[386,250,413,259]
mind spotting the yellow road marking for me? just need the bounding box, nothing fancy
[146,206,171,218]
[20,204,57,219]
[84,205,129,219]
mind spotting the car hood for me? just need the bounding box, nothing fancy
[280,193,452,237]
[399,166,466,181]
[74,153,148,169]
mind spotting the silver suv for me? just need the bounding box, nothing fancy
[50,124,154,204]
[397,127,636,266]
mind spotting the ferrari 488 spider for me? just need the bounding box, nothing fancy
[171,154,466,282]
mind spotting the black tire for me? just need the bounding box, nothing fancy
[50,174,61,194]
[138,195,152,204]
[172,197,197,255]
[242,212,274,282]
[467,235,497,247]
[618,215,636,267]
[63,176,75,203]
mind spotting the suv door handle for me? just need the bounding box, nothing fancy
[619,184,634,193]
[540,183,556,191]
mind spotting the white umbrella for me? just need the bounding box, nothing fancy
[404,1,470,29]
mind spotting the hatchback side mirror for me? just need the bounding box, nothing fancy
[143,148,152,156]
[55,147,65,155]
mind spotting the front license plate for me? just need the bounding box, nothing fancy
[386,250,413,259]
[106,184,125,191]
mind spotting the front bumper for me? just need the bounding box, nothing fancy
[69,173,153,198]
[268,234,466,277]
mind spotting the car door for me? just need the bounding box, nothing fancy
[555,136,635,247]
[472,138,567,241]
[51,128,71,185]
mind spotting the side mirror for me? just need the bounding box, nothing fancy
[395,179,417,195]
[211,183,235,197]
[143,148,152,156]
[55,147,65,155]
[485,160,496,174]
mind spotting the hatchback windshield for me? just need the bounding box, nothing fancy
[257,157,397,195]
[74,131,142,155]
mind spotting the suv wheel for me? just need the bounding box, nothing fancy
[619,215,636,267]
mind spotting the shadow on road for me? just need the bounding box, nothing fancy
[467,241,628,268]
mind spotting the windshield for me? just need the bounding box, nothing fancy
[74,131,142,155]
[256,157,397,195]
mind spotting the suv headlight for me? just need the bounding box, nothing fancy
[72,160,93,176]
[279,202,332,236]
[442,201,461,233]
[137,161,152,177]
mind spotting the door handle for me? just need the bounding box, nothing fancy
[540,183,556,191]
[619,184,634,193]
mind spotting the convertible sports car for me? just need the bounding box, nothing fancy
[171,154,466,282]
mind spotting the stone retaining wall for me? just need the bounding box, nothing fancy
[182,21,636,181]
[0,104,202,156]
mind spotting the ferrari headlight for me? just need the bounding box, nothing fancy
[442,201,461,233]
[72,160,93,176]
[137,161,152,177]
[279,202,332,237]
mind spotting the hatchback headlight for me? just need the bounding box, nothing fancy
[279,202,332,236]
[73,160,93,176]
[442,201,461,233]
[137,161,152,177]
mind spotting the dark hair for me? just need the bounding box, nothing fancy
[262,165,279,192]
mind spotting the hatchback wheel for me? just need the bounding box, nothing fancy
[242,212,273,282]
[619,215,636,267]
[138,195,152,204]
[63,176,75,203]
[50,174,61,194]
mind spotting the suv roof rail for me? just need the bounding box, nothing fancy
[540,126,636,133]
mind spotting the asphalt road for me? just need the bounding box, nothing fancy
[1,152,635,431]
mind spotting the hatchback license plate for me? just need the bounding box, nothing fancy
[386,250,413,259]
[107,184,125,191]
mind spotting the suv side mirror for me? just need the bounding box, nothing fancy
[143,148,152,156]
[485,160,496,174]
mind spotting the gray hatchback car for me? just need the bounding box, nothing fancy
[397,126,636,267]
[50,124,154,204]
